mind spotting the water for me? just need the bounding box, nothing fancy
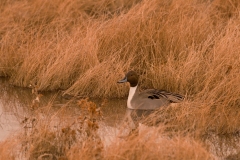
[0,78,29,141]
[0,78,127,142]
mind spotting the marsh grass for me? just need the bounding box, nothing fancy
[5,98,104,160]
[0,0,240,159]
[104,134,215,160]
[0,0,239,96]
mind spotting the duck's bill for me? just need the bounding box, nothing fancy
[117,77,127,83]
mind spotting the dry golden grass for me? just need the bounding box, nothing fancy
[0,0,240,159]
[0,0,239,95]
[104,134,214,160]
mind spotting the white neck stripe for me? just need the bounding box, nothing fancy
[127,85,137,109]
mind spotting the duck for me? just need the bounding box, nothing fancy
[118,71,184,110]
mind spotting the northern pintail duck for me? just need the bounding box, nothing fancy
[118,71,184,110]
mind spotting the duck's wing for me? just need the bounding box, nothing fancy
[142,89,184,103]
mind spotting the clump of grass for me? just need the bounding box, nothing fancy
[15,98,103,159]
[105,133,214,160]
[142,100,240,136]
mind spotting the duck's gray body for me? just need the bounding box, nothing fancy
[118,71,184,110]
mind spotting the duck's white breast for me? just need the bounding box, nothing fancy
[127,86,137,109]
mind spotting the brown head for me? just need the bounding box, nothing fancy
[117,71,139,87]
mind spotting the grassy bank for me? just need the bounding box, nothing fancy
[0,0,239,96]
[0,0,239,159]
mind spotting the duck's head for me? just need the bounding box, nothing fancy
[118,71,139,87]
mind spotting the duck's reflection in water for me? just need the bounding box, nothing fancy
[115,108,156,138]
[125,109,155,128]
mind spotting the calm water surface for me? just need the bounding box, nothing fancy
[0,78,127,142]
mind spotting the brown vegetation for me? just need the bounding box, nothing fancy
[0,0,240,159]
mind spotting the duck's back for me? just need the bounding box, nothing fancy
[131,89,184,110]
[144,89,184,102]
